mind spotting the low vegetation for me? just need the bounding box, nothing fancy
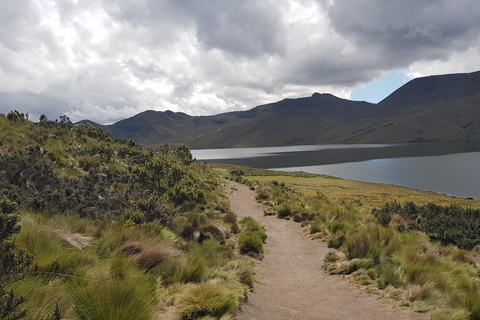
[238,217,267,257]
[0,112,254,319]
[225,167,480,320]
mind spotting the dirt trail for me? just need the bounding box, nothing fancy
[224,180,429,320]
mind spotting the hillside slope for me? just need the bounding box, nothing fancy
[90,71,480,148]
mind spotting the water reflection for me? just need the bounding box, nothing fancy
[192,140,480,199]
[274,152,480,199]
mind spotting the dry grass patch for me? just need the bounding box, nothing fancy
[249,176,480,209]
[136,243,178,271]
[120,241,179,271]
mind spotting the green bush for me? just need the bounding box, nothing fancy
[123,208,144,225]
[373,202,480,249]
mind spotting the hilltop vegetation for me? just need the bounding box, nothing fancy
[0,112,257,319]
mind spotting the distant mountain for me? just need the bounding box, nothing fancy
[84,71,480,148]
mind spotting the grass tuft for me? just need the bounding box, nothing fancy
[177,280,244,320]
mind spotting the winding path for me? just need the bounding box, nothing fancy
[224,180,429,320]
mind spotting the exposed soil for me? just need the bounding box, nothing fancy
[48,229,93,250]
[224,180,429,320]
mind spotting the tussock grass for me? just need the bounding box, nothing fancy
[238,232,264,255]
[237,217,267,257]
[177,280,244,320]
[14,211,253,319]
[135,242,177,271]
[73,277,156,320]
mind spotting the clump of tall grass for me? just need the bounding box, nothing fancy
[177,280,244,320]
[238,232,264,256]
[73,276,156,320]
[237,217,267,257]
[134,242,178,271]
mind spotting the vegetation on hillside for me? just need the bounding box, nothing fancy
[97,71,480,148]
[373,202,480,250]
[0,112,257,319]
[229,170,480,320]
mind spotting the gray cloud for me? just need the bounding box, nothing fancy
[0,0,479,124]
[174,0,285,57]
[322,0,480,63]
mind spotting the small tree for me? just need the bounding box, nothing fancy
[176,145,193,165]
[58,115,72,127]
[0,197,33,319]
[6,111,27,123]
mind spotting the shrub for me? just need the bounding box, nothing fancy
[123,208,144,225]
[0,198,33,319]
[373,202,480,250]
[167,182,205,208]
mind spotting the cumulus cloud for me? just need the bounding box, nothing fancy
[0,0,479,124]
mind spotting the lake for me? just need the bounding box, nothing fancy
[191,140,480,200]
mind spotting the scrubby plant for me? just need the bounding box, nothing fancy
[373,201,480,249]
[123,208,144,225]
[0,197,33,320]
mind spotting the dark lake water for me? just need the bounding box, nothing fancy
[192,140,480,200]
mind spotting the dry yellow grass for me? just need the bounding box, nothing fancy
[249,175,480,209]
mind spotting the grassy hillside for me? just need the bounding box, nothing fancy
[0,112,257,319]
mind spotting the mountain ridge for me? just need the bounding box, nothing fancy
[83,70,480,148]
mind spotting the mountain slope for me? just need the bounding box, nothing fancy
[86,71,480,148]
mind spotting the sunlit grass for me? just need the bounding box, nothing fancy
[13,210,254,319]
[249,175,480,209]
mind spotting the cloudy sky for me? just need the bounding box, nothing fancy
[1,0,479,124]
